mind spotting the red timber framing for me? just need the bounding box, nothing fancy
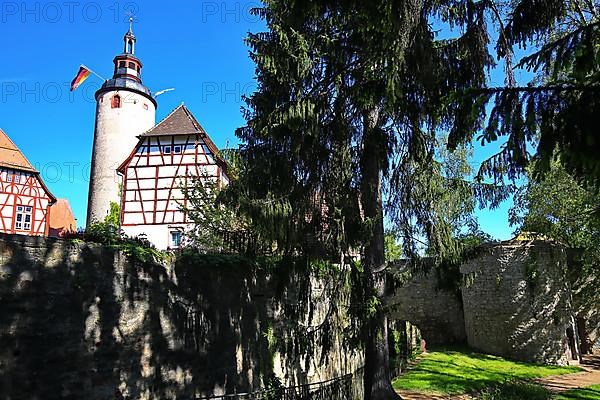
[117,105,229,231]
[0,128,56,237]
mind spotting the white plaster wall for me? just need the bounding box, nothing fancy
[122,223,193,250]
[87,90,155,225]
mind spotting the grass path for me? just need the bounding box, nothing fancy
[538,355,600,395]
[392,348,580,397]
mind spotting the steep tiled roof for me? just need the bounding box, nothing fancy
[142,104,207,136]
[48,199,77,238]
[132,104,226,170]
[0,128,37,172]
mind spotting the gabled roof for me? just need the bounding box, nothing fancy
[48,199,76,237]
[142,104,207,137]
[0,128,37,172]
[118,104,228,173]
[0,128,56,203]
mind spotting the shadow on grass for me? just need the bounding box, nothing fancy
[476,381,552,400]
[392,347,581,396]
[555,384,600,400]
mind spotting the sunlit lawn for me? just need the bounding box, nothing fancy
[392,348,581,396]
[555,384,600,400]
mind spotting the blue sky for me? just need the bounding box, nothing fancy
[0,1,528,239]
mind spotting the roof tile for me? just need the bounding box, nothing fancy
[142,104,206,136]
[0,128,37,172]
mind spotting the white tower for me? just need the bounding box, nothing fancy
[86,19,157,226]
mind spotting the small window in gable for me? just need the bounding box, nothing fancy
[7,174,12,183]
[164,146,171,154]
[111,94,121,109]
[14,174,20,183]
[174,146,182,154]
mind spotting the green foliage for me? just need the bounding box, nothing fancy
[83,205,165,264]
[510,159,600,307]
[449,0,600,185]
[384,232,402,263]
[84,220,121,246]
[435,227,494,292]
[555,384,600,400]
[105,201,121,227]
[232,0,511,263]
[181,173,259,254]
[388,321,422,376]
[510,159,599,250]
[83,201,122,246]
[477,381,551,400]
[262,374,284,400]
[175,248,258,269]
[523,250,540,292]
[392,348,580,396]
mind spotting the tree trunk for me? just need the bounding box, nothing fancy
[361,109,401,400]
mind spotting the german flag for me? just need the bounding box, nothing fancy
[70,66,91,91]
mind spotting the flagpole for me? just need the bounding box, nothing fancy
[81,64,106,81]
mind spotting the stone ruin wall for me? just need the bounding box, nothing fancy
[387,268,466,346]
[461,241,577,365]
[388,240,586,365]
[0,234,363,400]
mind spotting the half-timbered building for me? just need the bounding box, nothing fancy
[117,104,229,249]
[0,128,56,236]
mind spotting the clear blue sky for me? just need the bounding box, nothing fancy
[0,1,528,239]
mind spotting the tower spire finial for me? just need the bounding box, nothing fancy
[123,14,136,55]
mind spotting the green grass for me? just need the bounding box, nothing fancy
[555,384,600,400]
[478,381,552,400]
[392,348,581,396]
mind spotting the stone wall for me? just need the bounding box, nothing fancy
[0,234,362,400]
[386,240,581,365]
[387,267,466,346]
[460,240,577,364]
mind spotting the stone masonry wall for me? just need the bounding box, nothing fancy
[460,240,577,365]
[0,234,362,400]
[387,268,466,346]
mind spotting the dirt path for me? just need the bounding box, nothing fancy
[536,355,600,393]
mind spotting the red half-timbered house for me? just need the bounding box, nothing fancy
[0,128,56,237]
[117,104,229,249]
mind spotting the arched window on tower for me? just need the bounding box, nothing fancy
[111,94,121,109]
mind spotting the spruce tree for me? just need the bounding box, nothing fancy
[234,2,500,398]
[225,0,600,398]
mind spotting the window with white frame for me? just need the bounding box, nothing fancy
[15,205,32,231]
[164,146,172,154]
[170,231,182,248]
[174,145,182,154]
